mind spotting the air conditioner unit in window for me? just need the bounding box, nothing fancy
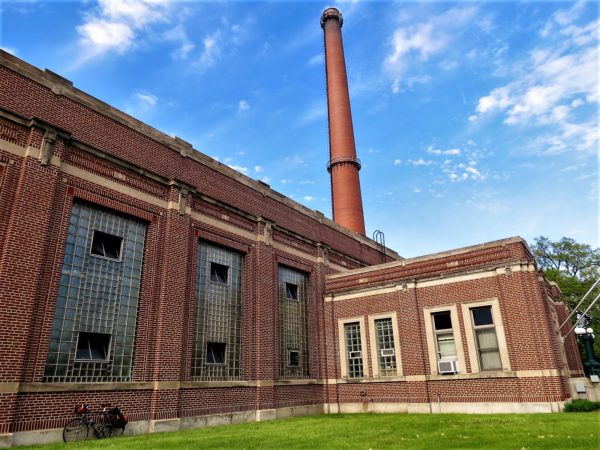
[380,348,395,357]
[437,360,459,374]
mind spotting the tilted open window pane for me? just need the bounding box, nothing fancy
[206,342,226,364]
[210,262,229,284]
[90,230,122,260]
[75,332,111,361]
[287,349,301,367]
[285,283,298,301]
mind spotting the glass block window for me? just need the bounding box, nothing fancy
[374,318,397,376]
[344,322,363,378]
[44,202,147,382]
[279,266,310,379]
[192,242,243,380]
[432,311,457,362]
[471,306,501,370]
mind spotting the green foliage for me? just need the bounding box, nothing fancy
[21,413,599,449]
[564,399,600,412]
[532,236,600,355]
[533,236,600,279]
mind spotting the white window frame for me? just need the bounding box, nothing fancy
[423,305,466,375]
[368,312,402,377]
[338,317,368,379]
[461,298,510,373]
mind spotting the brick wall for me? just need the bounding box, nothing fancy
[0,53,583,438]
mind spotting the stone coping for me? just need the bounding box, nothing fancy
[0,50,400,261]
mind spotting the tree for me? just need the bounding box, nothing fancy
[532,236,600,355]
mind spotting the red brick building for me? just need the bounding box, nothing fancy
[0,10,584,446]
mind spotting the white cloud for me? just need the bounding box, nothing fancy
[238,100,250,111]
[227,164,248,174]
[393,159,402,165]
[299,180,315,185]
[307,53,323,66]
[135,92,158,107]
[254,165,263,173]
[197,31,222,71]
[472,8,598,154]
[76,0,172,60]
[259,176,271,183]
[164,24,194,60]
[439,157,487,183]
[384,6,478,92]
[426,146,461,156]
[409,158,434,166]
[1,46,17,55]
[303,196,314,202]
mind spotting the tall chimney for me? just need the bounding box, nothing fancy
[321,8,366,235]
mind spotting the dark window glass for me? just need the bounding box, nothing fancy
[206,342,226,364]
[91,231,122,259]
[433,311,452,330]
[472,306,494,326]
[75,332,111,361]
[285,282,298,300]
[288,350,300,367]
[210,262,229,284]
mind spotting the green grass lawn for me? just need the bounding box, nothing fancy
[23,413,599,449]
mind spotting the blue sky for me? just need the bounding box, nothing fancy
[1,0,598,258]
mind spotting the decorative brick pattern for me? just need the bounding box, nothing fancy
[0,53,583,442]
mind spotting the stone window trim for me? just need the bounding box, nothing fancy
[337,316,368,379]
[367,312,402,378]
[423,305,466,375]
[461,298,511,373]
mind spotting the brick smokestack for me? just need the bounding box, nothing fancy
[321,7,366,235]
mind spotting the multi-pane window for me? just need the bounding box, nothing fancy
[44,202,147,382]
[279,266,310,379]
[344,322,364,378]
[471,306,501,370]
[374,318,397,376]
[432,311,457,361]
[192,242,243,380]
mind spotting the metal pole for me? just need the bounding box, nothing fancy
[557,276,600,333]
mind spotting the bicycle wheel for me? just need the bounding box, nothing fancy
[63,418,89,442]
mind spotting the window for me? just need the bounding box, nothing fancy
[206,342,226,364]
[285,282,298,301]
[471,306,501,370]
[279,266,309,379]
[90,230,123,260]
[344,322,364,378]
[44,202,147,383]
[433,311,457,361]
[192,243,243,380]
[374,318,397,376]
[287,349,300,367]
[75,332,111,361]
[210,262,229,284]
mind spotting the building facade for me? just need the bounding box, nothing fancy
[0,15,584,447]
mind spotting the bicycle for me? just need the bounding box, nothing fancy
[63,403,128,442]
